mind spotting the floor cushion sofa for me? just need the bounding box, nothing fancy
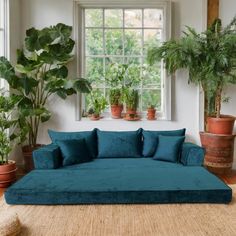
[5,128,232,205]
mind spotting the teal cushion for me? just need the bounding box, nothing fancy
[56,139,91,166]
[142,129,186,157]
[153,135,185,162]
[48,129,97,158]
[97,129,142,158]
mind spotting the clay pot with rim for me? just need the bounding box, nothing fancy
[207,115,236,135]
[147,108,156,120]
[111,104,123,119]
[22,144,43,172]
[0,160,17,188]
[90,114,101,121]
[126,108,137,115]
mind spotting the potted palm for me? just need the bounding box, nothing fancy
[147,17,236,134]
[0,23,91,172]
[0,92,19,187]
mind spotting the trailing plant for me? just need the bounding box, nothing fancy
[0,91,19,164]
[123,89,139,110]
[0,23,91,147]
[147,17,236,119]
[88,91,108,116]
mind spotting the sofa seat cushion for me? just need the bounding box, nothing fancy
[5,158,231,205]
[97,129,142,158]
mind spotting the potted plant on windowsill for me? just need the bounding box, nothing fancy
[0,92,19,187]
[109,89,123,119]
[147,17,236,134]
[147,104,156,120]
[0,23,91,172]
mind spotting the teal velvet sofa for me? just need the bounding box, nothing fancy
[5,128,232,205]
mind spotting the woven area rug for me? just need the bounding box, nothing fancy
[0,185,236,236]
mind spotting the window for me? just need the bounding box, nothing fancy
[75,1,171,120]
[0,0,8,88]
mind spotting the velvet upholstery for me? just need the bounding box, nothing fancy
[153,136,185,162]
[142,129,186,157]
[181,142,205,166]
[97,129,142,158]
[57,139,91,166]
[5,158,231,204]
[48,129,97,158]
[33,144,62,169]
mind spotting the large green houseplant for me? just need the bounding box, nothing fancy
[147,17,236,133]
[0,23,91,170]
[0,91,19,187]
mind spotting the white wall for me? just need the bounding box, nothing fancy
[15,0,233,165]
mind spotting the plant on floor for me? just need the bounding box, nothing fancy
[147,17,236,132]
[0,23,91,148]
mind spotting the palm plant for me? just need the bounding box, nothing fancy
[147,17,236,119]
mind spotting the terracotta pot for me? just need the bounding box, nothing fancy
[207,115,235,135]
[0,160,17,188]
[90,114,100,121]
[147,108,156,120]
[200,132,236,174]
[111,104,123,119]
[22,145,42,172]
[126,108,137,115]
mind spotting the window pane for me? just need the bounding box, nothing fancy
[124,9,142,28]
[86,57,104,87]
[0,0,4,28]
[85,9,103,27]
[105,29,123,55]
[124,57,141,65]
[144,9,163,28]
[144,29,162,54]
[143,62,161,88]
[142,89,161,110]
[86,29,103,55]
[105,9,123,27]
[0,31,4,56]
[124,29,142,55]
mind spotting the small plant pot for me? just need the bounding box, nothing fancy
[0,160,17,188]
[126,108,137,115]
[111,104,123,119]
[207,115,236,135]
[147,108,156,120]
[90,114,101,121]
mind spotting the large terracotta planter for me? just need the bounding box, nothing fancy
[22,145,42,172]
[0,160,17,188]
[207,115,235,135]
[111,104,123,119]
[147,108,156,120]
[200,132,236,174]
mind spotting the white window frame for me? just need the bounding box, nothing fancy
[74,0,172,121]
[0,0,9,89]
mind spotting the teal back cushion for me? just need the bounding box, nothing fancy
[142,129,186,157]
[153,135,185,162]
[48,129,97,158]
[97,129,142,158]
[56,139,91,166]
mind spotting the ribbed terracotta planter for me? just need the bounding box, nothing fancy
[22,145,42,172]
[207,115,235,135]
[111,104,123,119]
[147,108,156,120]
[200,132,236,174]
[0,160,17,188]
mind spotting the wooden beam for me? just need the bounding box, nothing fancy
[207,0,219,26]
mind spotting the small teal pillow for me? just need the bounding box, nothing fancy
[97,129,142,158]
[56,139,91,166]
[153,135,185,162]
[142,129,186,157]
[48,129,97,158]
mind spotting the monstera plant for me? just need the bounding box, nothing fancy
[0,23,91,170]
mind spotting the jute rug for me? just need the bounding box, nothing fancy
[0,186,236,236]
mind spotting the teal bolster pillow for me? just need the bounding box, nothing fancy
[56,139,91,166]
[142,129,186,157]
[153,135,185,162]
[48,129,97,158]
[97,129,142,158]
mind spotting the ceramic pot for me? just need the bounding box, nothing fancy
[0,160,17,188]
[126,108,137,115]
[147,108,156,120]
[111,104,123,119]
[207,115,235,135]
[90,114,101,121]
